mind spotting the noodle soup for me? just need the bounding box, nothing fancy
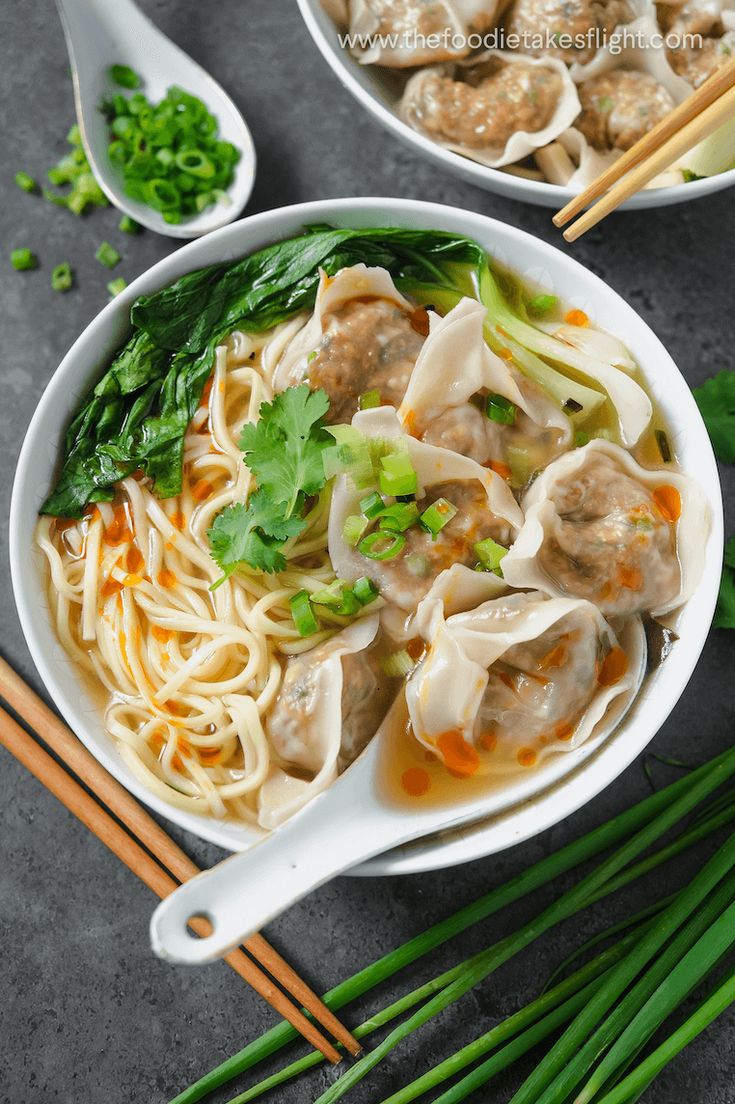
[36,225,710,833]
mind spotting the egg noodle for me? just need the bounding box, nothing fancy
[35,317,373,827]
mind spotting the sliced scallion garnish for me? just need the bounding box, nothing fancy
[379,452,418,497]
[486,393,517,426]
[381,649,418,678]
[342,515,369,547]
[378,502,420,532]
[358,389,382,410]
[352,576,378,606]
[419,498,457,539]
[51,262,73,292]
[15,171,38,194]
[107,278,127,298]
[289,589,319,637]
[359,491,385,519]
[108,64,141,89]
[95,241,121,269]
[10,248,38,271]
[358,531,406,561]
[475,537,508,575]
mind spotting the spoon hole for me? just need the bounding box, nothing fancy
[186,911,215,939]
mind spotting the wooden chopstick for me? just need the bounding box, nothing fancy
[0,657,361,1059]
[554,55,735,237]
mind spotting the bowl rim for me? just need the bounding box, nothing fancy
[10,196,724,877]
[296,0,735,211]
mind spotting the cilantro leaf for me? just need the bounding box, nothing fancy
[208,495,304,579]
[240,385,331,514]
[715,536,735,629]
[693,371,735,464]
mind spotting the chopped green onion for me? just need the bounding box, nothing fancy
[656,429,672,463]
[379,451,418,497]
[15,171,38,193]
[378,502,420,532]
[486,393,517,426]
[10,248,38,271]
[381,649,418,678]
[175,149,215,178]
[419,498,457,539]
[358,389,382,410]
[527,293,558,316]
[310,582,360,616]
[406,553,429,577]
[358,531,406,561]
[66,123,81,146]
[107,278,127,297]
[307,350,318,363]
[574,430,590,448]
[507,446,533,490]
[353,577,378,606]
[342,515,369,547]
[108,64,141,89]
[51,262,73,292]
[475,537,508,575]
[118,214,142,234]
[360,491,385,519]
[564,397,584,414]
[323,425,375,487]
[95,241,121,269]
[289,589,319,637]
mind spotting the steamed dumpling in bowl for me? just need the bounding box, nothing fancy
[577,70,676,150]
[346,0,504,67]
[502,439,711,617]
[405,589,645,774]
[399,51,581,167]
[657,0,735,87]
[503,0,634,63]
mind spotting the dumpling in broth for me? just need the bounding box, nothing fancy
[260,615,396,828]
[329,407,524,611]
[273,264,427,423]
[406,590,645,774]
[347,0,503,67]
[501,440,711,617]
[398,296,571,476]
[399,51,581,167]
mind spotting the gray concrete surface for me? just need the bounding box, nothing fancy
[1,1,734,1101]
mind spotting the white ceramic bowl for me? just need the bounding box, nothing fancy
[10,198,723,876]
[297,0,735,211]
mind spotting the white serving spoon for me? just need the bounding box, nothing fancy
[150,626,646,966]
[56,0,256,237]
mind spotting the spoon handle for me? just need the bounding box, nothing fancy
[149,767,402,964]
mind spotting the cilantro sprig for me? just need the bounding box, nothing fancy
[208,385,331,581]
[693,370,735,464]
[715,537,735,630]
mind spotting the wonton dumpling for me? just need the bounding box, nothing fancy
[398,296,571,471]
[328,407,524,611]
[657,0,735,88]
[399,51,581,168]
[501,440,710,617]
[260,615,394,827]
[577,70,676,151]
[503,0,634,63]
[406,590,644,774]
[348,0,503,68]
[273,264,426,423]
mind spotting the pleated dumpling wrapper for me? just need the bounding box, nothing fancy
[398,296,571,470]
[406,590,645,775]
[259,614,392,828]
[273,264,426,423]
[346,0,503,68]
[399,51,581,168]
[502,440,711,617]
[328,407,524,611]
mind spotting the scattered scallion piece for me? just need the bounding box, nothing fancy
[381,649,418,678]
[574,430,590,448]
[379,452,418,497]
[507,446,533,490]
[527,293,558,316]
[51,262,73,292]
[118,214,142,234]
[656,428,672,463]
[406,553,428,577]
[352,576,378,606]
[419,498,457,539]
[95,241,121,269]
[43,124,109,215]
[358,389,382,410]
[358,531,406,561]
[15,171,38,193]
[485,393,517,426]
[100,81,240,221]
[109,63,141,89]
[475,537,508,575]
[289,589,319,637]
[107,278,127,298]
[378,502,420,532]
[360,491,385,519]
[342,515,369,547]
[10,248,38,271]
[563,397,584,414]
[310,582,360,617]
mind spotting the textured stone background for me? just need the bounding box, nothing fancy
[0,1,734,1101]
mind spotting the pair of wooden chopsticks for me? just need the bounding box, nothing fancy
[555,56,735,240]
[0,655,360,1064]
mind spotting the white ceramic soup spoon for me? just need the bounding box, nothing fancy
[56,0,256,237]
[149,628,645,966]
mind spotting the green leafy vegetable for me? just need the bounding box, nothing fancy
[715,537,735,629]
[693,370,735,463]
[207,385,331,579]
